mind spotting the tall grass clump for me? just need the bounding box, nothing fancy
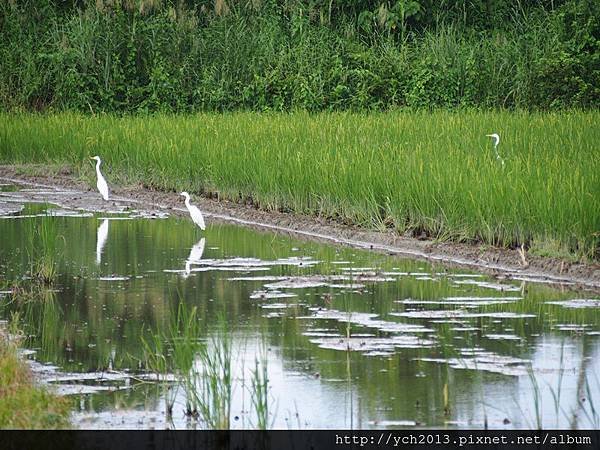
[141,326,177,419]
[0,319,70,429]
[142,301,203,419]
[142,303,233,428]
[25,215,63,285]
[1,110,597,260]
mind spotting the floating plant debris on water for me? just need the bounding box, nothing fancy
[309,335,436,353]
[546,299,600,309]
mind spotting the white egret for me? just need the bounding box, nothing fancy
[486,133,505,167]
[96,219,109,265]
[180,192,206,230]
[90,156,109,200]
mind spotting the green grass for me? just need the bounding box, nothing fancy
[26,216,63,285]
[0,110,598,259]
[250,347,270,430]
[141,302,233,428]
[0,324,70,429]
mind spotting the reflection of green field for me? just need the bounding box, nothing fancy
[0,207,598,428]
[1,111,598,259]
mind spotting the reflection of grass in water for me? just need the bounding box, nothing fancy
[2,206,598,428]
[0,282,65,360]
[22,290,63,358]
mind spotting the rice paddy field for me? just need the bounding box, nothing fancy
[1,119,599,430]
[0,110,599,259]
[0,188,599,430]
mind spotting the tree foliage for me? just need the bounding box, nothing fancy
[0,0,597,111]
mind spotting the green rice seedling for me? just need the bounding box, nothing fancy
[139,300,201,420]
[190,314,232,429]
[140,330,168,381]
[250,350,270,430]
[345,337,354,429]
[443,382,450,417]
[548,343,566,428]
[140,329,177,419]
[167,302,202,418]
[527,365,543,429]
[1,111,597,260]
[582,374,599,429]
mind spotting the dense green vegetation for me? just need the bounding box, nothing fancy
[1,0,598,112]
[1,111,598,259]
[1,1,598,259]
[0,326,70,428]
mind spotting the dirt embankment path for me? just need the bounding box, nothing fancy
[1,165,598,292]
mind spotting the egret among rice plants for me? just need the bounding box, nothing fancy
[486,133,505,167]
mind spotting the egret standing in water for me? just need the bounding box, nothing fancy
[180,192,206,230]
[90,156,109,200]
[486,133,505,167]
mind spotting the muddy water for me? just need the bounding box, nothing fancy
[0,186,599,429]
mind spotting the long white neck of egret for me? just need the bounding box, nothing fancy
[95,159,102,175]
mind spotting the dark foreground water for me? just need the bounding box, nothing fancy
[0,186,598,429]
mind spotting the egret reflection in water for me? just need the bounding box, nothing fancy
[184,237,206,277]
[95,219,109,264]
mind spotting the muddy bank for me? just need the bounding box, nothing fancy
[0,165,598,291]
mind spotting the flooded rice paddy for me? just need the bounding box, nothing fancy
[0,184,599,429]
